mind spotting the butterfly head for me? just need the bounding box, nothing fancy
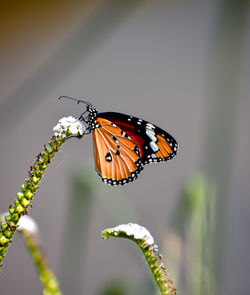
[58,96,99,131]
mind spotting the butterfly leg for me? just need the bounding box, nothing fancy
[78,111,88,123]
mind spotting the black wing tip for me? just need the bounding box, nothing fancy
[142,141,178,166]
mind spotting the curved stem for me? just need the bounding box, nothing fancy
[21,229,62,295]
[0,135,66,268]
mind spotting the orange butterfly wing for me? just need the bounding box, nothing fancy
[98,112,178,165]
[92,118,143,185]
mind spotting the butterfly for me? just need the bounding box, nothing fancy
[60,96,178,186]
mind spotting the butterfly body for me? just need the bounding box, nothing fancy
[85,104,178,186]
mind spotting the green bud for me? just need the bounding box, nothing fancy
[4,230,12,238]
[37,165,42,171]
[28,185,36,192]
[5,215,11,222]
[32,176,40,185]
[9,207,15,214]
[26,181,33,190]
[24,190,34,200]
[0,247,6,255]
[35,170,43,178]
[1,223,7,231]
[41,153,49,161]
[14,200,20,207]
[45,146,52,154]
[17,192,24,198]
[15,205,25,215]
[41,164,47,170]
[32,186,38,192]
[21,184,26,193]
[17,192,24,201]
[0,236,9,246]
[12,213,19,222]
[21,198,30,207]
[38,158,43,164]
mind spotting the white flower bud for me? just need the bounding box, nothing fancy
[113,223,155,246]
[17,215,39,236]
[53,116,85,138]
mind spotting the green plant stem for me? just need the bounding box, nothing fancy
[0,135,66,268]
[102,228,177,295]
[21,230,62,295]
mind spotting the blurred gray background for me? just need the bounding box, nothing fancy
[0,0,249,294]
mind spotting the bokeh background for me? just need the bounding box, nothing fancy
[0,1,249,294]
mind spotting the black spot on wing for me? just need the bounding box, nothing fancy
[105,152,112,162]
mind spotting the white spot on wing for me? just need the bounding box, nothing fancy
[146,123,155,129]
[150,141,159,152]
[146,129,157,142]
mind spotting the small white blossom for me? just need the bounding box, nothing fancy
[17,215,39,236]
[113,223,155,246]
[53,116,85,138]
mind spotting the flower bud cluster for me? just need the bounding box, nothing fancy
[53,116,85,138]
[102,223,177,295]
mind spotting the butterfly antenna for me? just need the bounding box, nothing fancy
[58,96,91,106]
